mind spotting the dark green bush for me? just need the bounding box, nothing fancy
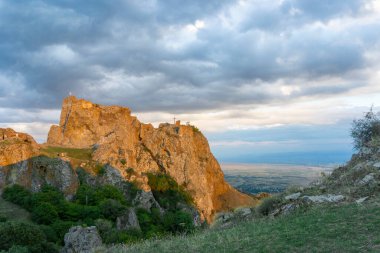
[50,220,75,245]
[256,196,282,216]
[163,210,194,233]
[99,199,126,221]
[147,173,193,209]
[102,228,142,244]
[32,202,59,225]
[2,185,31,208]
[0,215,7,223]
[0,221,57,253]
[75,184,126,206]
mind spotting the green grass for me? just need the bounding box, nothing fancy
[40,146,93,161]
[104,199,380,253]
[0,196,30,222]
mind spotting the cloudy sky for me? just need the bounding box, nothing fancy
[1,0,380,165]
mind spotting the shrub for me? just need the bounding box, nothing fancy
[32,202,59,225]
[0,221,52,252]
[50,220,75,245]
[75,184,126,206]
[39,225,59,244]
[162,210,194,233]
[94,219,113,235]
[2,185,31,208]
[147,173,193,209]
[126,167,134,174]
[0,215,7,223]
[30,185,65,208]
[94,164,106,176]
[256,196,282,216]
[101,229,142,244]
[120,159,127,165]
[99,199,127,221]
[351,108,380,152]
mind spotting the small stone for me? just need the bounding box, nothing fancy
[235,207,252,217]
[281,203,297,215]
[356,197,369,204]
[285,192,301,201]
[303,194,345,203]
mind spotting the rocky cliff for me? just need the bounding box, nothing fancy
[47,96,257,221]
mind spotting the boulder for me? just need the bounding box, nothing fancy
[116,208,140,231]
[373,162,380,169]
[285,192,301,201]
[302,194,345,203]
[356,196,369,204]
[357,173,375,186]
[132,190,163,213]
[61,226,102,253]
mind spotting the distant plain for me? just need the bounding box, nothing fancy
[222,163,333,194]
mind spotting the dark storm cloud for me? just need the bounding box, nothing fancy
[0,0,379,116]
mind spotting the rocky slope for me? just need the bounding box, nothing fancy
[46,96,256,221]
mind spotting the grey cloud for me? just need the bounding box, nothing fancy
[0,0,378,116]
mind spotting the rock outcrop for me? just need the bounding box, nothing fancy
[0,128,79,197]
[47,96,257,221]
[61,226,102,253]
[0,128,39,166]
[116,208,141,231]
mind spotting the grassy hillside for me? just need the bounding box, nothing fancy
[103,198,380,253]
[0,196,30,222]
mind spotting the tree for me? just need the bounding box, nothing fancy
[351,107,380,152]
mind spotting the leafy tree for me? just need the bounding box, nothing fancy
[351,108,380,152]
[32,203,59,225]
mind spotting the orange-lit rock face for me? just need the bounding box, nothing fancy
[47,96,257,221]
[0,128,40,166]
[0,128,78,197]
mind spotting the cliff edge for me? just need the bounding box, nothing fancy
[47,96,257,221]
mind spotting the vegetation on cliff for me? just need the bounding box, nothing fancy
[0,170,196,252]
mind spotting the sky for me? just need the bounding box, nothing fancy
[1,0,380,165]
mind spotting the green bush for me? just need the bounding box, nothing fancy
[147,173,193,209]
[50,220,75,245]
[102,228,142,244]
[99,199,127,221]
[32,202,59,225]
[2,185,31,208]
[351,108,380,151]
[0,215,7,223]
[0,221,57,253]
[75,184,126,206]
[162,210,194,233]
[256,196,282,216]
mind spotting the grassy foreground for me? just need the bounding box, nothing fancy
[104,199,380,253]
